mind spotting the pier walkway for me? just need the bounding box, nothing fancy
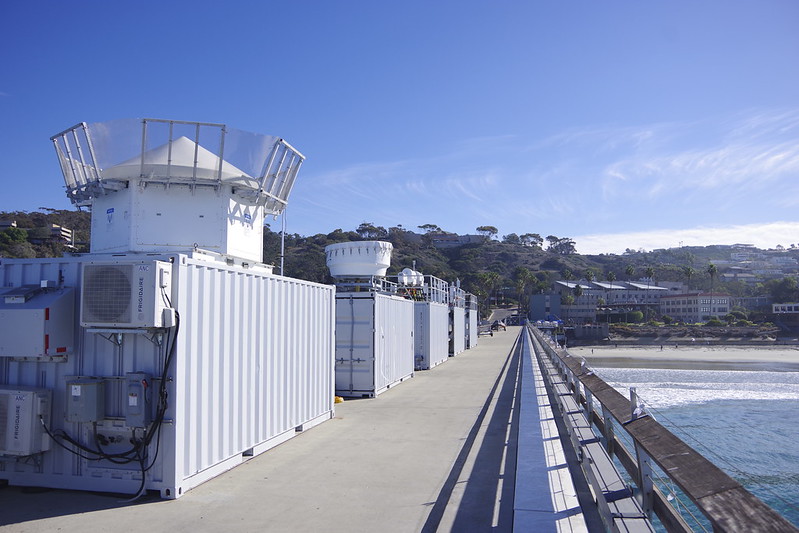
[0,327,593,533]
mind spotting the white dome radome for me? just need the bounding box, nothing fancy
[325,241,393,278]
[398,267,424,286]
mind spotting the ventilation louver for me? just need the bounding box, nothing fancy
[81,261,171,328]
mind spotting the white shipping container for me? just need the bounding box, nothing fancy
[450,307,466,356]
[413,301,449,370]
[0,253,335,498]
[335,293,414,397]
[466,308,479,349]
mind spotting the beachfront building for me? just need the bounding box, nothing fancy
[772,302,799,327]
[660,292,731,323]
[529,293,562,322]
[772,302,799,314]
[553,281,601,323]
[530,279,670,324]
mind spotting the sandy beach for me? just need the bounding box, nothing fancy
[569,345,799,372]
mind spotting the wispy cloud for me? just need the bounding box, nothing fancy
[575,221,799,255]
[599,110,799,202]
[290,107,799,247]
[604,140,799,197]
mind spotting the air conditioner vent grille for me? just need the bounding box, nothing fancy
[82,265,133,324]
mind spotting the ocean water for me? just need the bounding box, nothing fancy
[594,365,799,528]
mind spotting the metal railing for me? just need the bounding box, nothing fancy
[333,276,398,294]
[391,274,449,303]
[527,325,798,533]
[50,119,304,214]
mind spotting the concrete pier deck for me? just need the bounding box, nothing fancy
[0,327,582,533]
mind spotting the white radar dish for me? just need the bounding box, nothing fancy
[325,241,393,278]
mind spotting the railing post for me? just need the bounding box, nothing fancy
[630,388,654,517]
[601,405,615,457]
[572,373,581,405]
[584,388,594,424]
[635,442,654,518]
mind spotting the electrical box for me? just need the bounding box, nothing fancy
[0,387,52,456]
[0,288,75,358]
[65,378,105,423]
[126,372,152,428]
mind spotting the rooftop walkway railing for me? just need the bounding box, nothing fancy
[526,325,798,533]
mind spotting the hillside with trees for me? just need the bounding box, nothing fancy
[3,210,798,314]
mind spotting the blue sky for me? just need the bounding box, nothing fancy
[1,1,798,254]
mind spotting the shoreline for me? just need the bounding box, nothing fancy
[568,345,799,372]
[574,336,798,347]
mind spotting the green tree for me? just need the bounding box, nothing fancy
[513,266,533,314]
[356,222,388,240]
[547,236,576,255]
[561,294,574,322]
[476,226,498,241]
[570,284,584,323]
[682,266,695,288]
[0,227,32,257]
[605,271,617,309]
[519,233,543,248]
[0,227,28,245]
[764,276,799,303]
[643,266,655,320]
[476,271,500,313]
[706,263,718,319]
[418,224,443,234]
[572,284,583,299]
[628,310,644,323]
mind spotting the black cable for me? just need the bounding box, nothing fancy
[143,308,179,472]
[40,295,181,496]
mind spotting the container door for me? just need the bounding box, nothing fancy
[335,296,376,395]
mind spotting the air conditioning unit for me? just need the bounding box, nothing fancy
[0,387,52,456]
[81,260,172,328]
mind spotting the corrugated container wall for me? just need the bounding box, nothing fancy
[467,308,478,348]
[449,307,466,356]
[0,254,335,498]
[413,302,449,370]
[334,293,414,397]
[466,294,479,349]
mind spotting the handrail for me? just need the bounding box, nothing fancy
[527,324,798,533]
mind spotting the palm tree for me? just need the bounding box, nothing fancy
[475,271,500,316]
[624,265,635,323]
[644,266,655,320]
[682,266,695,289]
[644,266,655,284]
[707,263,718,321]
[513,267,533,316]
[606,271,617,322]
[572,284,584,324]
[561,294,575,323]
[560,270,574,322]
